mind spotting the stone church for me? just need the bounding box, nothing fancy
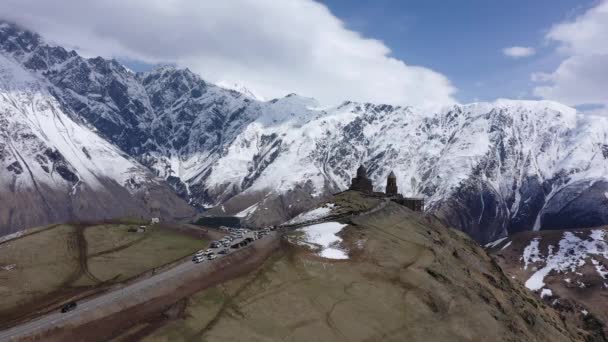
[349,165,424,212]
[349,165,374,193]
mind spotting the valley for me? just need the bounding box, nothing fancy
[0,220,207,329]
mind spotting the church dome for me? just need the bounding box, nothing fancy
[356,165,367,178]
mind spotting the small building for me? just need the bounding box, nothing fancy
[349,165,373,193]
[392,196,425,212]
[150,200,161,223]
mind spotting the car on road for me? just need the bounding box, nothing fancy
[60,301,77,313]
[218,248,229,255]
[208,254,217,260]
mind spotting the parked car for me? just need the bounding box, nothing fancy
[218,248,228,255]
[208,254,217,260]
[61,301,77,313]
[210,241,221,248]
[192,256,205,263]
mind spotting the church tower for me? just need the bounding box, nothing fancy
[386,171,398,196]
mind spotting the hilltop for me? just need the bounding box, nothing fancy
[128,192,591,342]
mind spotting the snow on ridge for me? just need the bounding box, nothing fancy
[235,203,258,218]
[522,229,608,291]
[216,80,265,101]
[287,203,335,224]
[484,237,508,248]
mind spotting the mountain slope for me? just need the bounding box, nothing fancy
[2,21,608,243]
[490,227,608,338]
[0,52,193,235]
[139,192,591,342]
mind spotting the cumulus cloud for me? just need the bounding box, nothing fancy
[0,0,456,108]
[502,46,536,58]
[532,1,608,108]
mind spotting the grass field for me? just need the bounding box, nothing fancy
[0,222,205,326]
[87,225,203,282]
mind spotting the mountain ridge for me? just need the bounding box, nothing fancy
[1,21,608,243]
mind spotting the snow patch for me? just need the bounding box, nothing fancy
[522,229,608,291]
[296,221,348,260]
[234,203,258,218]
[522,238,542,270]
[484,237,508,248]
[501,241,512,250]
[1,264,16,271]
[540,288,553,298]
[287,203,335,224]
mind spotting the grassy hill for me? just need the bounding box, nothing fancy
[135,192,588,342]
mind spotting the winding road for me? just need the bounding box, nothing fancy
[0,200,389,341]
[0,231,269,341]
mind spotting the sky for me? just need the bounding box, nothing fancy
[1,0,607,113]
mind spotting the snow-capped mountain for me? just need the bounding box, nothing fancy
[0,25,193,235]
[216,81,265,101]
[2,21,608,243]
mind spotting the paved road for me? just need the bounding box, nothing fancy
[0,230,264,341]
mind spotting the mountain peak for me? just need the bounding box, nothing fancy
[0,21,43,56]
[216,80,265,101]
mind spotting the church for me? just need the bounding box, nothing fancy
[349,165,424,212]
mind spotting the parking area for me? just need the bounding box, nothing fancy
[191,227,275,264]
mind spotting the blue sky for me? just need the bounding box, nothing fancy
[317,0,597,103]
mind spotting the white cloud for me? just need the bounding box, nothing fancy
[533,55,608,105]
[0,0,456,108]
[503,46,536,58]
[532,1,608,107]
